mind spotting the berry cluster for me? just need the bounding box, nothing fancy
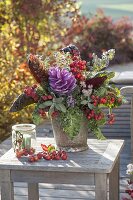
[38,109,46,118]
[15,144,68,162]
[41,95,53,101]
[107,113,115,124]
[91,95,107,106]
[86,109,104,121]
[51,111,59,118]
[91,94,122,107]
[39,109,59,118]
[16,147,35,158]
[70,58,86,81]
[24,85,38,101]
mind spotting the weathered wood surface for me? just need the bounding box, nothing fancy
[0,138,124,174]
[95,173,107,200]
[109,159,119,200]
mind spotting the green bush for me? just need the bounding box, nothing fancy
[64,10,133,64]
[0,0,78,140]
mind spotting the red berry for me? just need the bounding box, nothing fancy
[16,150,22,158]
[91,110,94,114]
[43,153,47,159]
[42,96,48,101]
[61,153,67,160]
[44,155,51,160]
[76,73,81,79]
[118,98,122,103]
[37,152,43,159]
[100,98,107,104]
[70,63,74,68]
[39,109,46,117]
[91,95,95,100]
[71,68,77,73]
[51,151,56,156]
[55,154,60,160]
[34,155,39,162]
[23,149,29,156]
[87,115,91,120]
[79,76,85,81]
[93,102,97,106]
[51,111,59,118]
[28,148,35,155]
[72,56,78,61]
[28,156,35,162]
[111,97,115,102]
[47,95,53,100]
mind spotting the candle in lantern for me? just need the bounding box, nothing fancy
[22,134,31,150]
[12,124,36,152]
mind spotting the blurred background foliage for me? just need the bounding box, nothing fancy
[0,0,133,140]
[0,0,78,140]
[64,9,133,64]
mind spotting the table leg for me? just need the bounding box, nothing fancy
[109,158,119,200]
[28,183,39,200]
[0,170,14,200]
[95,173,107,200]
[1,182,14,200]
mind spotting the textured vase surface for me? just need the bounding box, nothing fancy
[51,116,88,152]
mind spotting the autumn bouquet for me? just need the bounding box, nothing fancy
[10,45,124,140]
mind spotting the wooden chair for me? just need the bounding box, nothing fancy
[120,86,133,162]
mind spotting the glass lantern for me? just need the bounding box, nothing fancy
[12,124,36,152]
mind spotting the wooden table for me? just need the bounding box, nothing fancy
[0,138,124,200]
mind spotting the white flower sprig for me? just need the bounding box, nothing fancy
[126,163,133,175]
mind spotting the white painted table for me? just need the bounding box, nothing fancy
[0,138,124,200]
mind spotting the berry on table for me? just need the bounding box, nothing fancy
[15,144,68,162]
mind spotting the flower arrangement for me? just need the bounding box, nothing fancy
[10,45,124,139]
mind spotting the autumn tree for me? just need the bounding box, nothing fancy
[0,0,78,139]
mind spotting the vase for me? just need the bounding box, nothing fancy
[51,115,88,152]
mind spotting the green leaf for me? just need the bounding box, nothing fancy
[59,107,82,139]
[107,71,115,79]
[58,103,66,113]
[53,97,63,104]
[39,101,52,108]
[55,103,66,113]
[122,97,128,104]
[87,102,94,109]
[94,86,107,97]
[55,103,61,111]
[32,113,43,125]
[81,100,88,105]
[98,87,107,96]
[93,128,106,140]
